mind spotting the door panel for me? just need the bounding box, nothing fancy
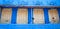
[48,9,59,23]
[17,8,28,24]
[33,8,44,24]
[1,8,12,24]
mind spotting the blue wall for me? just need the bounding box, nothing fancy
[0,24,60,29]
[0,0,60,6]
[0,0,60,29]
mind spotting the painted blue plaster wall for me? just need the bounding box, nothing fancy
[0,0,60,6]
[0,24,60,29]
[0,0,60,29]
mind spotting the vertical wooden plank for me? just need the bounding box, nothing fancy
[17,8,28,24]
[48,9,59,23]
[1,8,12,24]
[33,8,44,24]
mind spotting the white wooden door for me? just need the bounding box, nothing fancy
[1,8,12,24]
[33,8,44,24]
[17,8,28,24]
[48,9,59,23]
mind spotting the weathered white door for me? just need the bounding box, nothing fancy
[1,8,12,24]
[17,8,28,24]
[33,8,45,24]
[48,9,59,23]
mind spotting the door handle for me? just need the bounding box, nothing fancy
[32,17,34,20]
